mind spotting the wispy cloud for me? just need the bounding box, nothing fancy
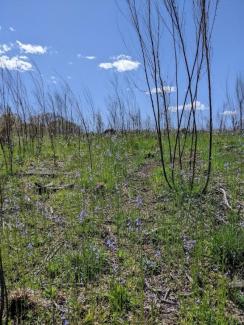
[0,55,32,71]
[16,40,47,54]
[0,44,13,55]
[221,110,237,116]
[99,55,140,72]
[0,26,2,31]
[111,54,132,60]
[77,54,96,60]
[19,55,29,60]
[168,101,208,113]
[50,76,57,84]
[85,56,96,60]
[146,86,176,95]
[9,26,16,32]
[49,49,59,55]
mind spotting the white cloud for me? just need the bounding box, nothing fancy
[16,40,47,54]
[221,110,237,116]
[0,44,12,55]
[68,61,73,65]
[99,58,140,72]
[0,55,32,71]
[9,26,15,32]
[19,55,29,60]
[50,76,57,84]
[168,101,208,113]
[163,86,176,93]
[0,26,2,31]
[112,54,132,60]
[99,62,113,70]
[77,54,96,60]
[84,55,96,60]
[146,86,176,95]
[112,59,140,72]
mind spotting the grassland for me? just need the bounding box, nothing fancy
[0,131,243,324]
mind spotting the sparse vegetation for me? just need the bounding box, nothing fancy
[0,1,243,324]
[0,128,242,323]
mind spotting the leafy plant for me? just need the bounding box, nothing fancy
[212,225,244,274]
[68,243,107,284]
[180,276,235,325]
[108,281,131,314]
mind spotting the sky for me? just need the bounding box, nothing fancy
[0,0,244,125]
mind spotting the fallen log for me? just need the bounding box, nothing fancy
[20,171,57,177]
[35,182,74,195]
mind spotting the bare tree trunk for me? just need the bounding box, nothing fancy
[236,75,244,133]
[127,0,218,194]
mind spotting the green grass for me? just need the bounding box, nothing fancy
[0,132,243,324]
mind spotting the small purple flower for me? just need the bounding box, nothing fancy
[155,249,161,257]
[240,221,244,228]
[118,278,126,285]
[135,195,143,208]
[16,221,24,230]
[126,219,132,231]
[183,236,196,254]
[224,162,230,169]
[105,237,117,251]
[27,243,33,250]
[78,210,87,223]
[61,315,69,325]
[112,263,119,273]
[135,218,142,228]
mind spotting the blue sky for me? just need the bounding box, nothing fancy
[0,0,244,124]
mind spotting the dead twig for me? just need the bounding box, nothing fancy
[219,187,232,210]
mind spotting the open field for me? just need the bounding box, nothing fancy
[0,131,243,324]
[1,0,244,324]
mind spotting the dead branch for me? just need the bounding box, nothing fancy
[219,187,232,210]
